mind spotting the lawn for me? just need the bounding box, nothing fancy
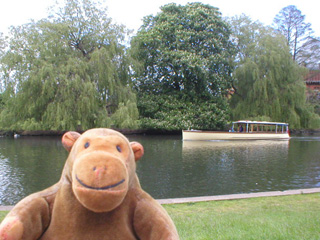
[163,193,320,240]
[1,194,319,239]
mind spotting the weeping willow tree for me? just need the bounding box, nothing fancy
[0,0,138,131]
[229,15,320,129]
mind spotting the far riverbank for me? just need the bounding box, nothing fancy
[0,129,180,137]
[0,128,319,137]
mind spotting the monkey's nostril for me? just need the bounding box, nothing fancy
[93,166,107,172]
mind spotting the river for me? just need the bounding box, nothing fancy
[0,134,319,205]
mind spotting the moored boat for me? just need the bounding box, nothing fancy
[182,120,290,141]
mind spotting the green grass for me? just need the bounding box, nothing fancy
[0,211,8,222]
[163,193,320,240]
[1,194,319,239]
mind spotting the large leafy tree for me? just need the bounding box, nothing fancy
[0,0,138,131]
[130,3,235,130]
[273,5,313,62]
[229,15,319,129]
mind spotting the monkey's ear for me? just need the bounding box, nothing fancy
[130,142,144,162]
[62,131,81,152]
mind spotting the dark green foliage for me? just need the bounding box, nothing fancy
[138,94,229,131]
[307,88,320,116]
[0,0,138,131]
[130,3,235,130]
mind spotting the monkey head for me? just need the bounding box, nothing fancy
[61,128,144,213]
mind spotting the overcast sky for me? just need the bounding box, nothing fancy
[1,0,319,36]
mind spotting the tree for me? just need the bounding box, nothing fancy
[0,33,7,93]
[0,0,139,131]
[297,37,320,69]
[130,3,235,130]
[0,33,6,55]
[273,5,313,62]
[306,88,320,116]
[229,15,320,129]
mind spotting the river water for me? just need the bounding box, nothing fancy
[0,135,319,205]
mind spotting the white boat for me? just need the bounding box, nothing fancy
[182,139,289,149]
[182,120,290,141]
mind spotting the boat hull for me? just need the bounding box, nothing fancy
[182,130,290,141]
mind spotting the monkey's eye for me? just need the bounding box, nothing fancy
[116,145,122,152]
[84,142,90,149]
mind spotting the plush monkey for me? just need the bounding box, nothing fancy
[0,128,179,240]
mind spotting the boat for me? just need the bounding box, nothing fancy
[182,139,289,149]
[182,120,290,141]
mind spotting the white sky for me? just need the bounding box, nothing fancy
[0,0,319,36]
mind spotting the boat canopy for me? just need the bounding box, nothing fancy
[231,120,289,134]
[233,120,289,126]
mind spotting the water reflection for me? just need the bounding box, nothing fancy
[130,136,320,200]
[182,140,290,196]
[0,137,67,205]
[0,135,319,205]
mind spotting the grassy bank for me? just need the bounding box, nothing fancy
[1,194,319,239]
[163,193,320,240]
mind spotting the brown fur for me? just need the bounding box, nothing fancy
[0,128,179,240]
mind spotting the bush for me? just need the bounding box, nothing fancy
[138,94,230,131]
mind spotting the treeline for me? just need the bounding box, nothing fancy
[0,0,319,131]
